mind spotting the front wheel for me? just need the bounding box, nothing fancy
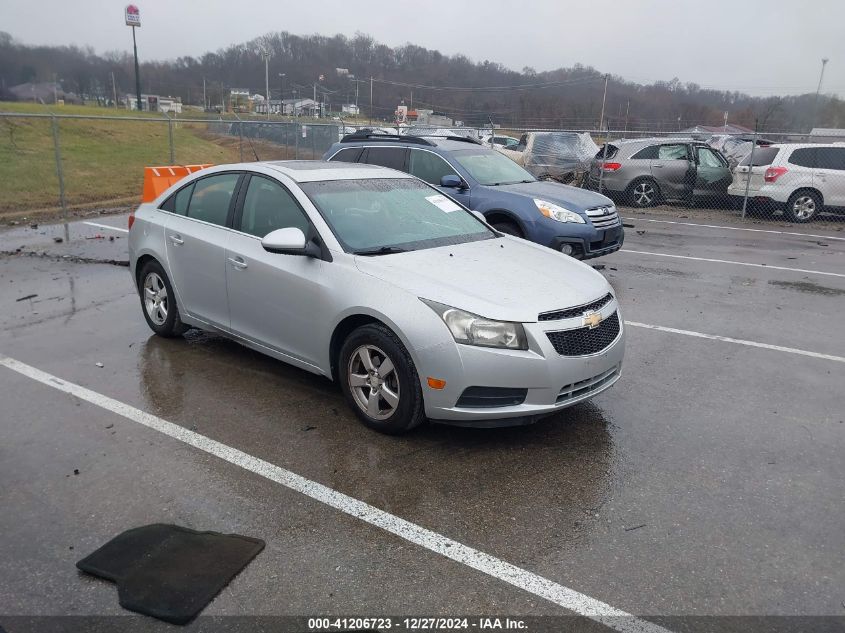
[785,190,821,223]
[339,324,426,434]
[138,260,189,337]
[491,220,523,237]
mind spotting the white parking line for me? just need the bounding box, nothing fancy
[621,216,845,242]
[620,249,845,279]
[625,322,845,363]
[82,221,129,234]
[0,354,670,633]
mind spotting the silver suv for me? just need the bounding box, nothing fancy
[586,138,733,207]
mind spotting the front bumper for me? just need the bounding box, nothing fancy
[416,300,625,426]
[548,223,624,260]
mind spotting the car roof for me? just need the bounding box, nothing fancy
[259,160,407,183]
[613,137,701,146]
[336,133,484,153]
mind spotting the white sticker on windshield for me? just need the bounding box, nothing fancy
[425,194,462,213]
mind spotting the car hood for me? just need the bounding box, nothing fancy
[354,237,611,323]
[493,181,613,213]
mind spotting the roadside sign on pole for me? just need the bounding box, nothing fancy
[125,5,141,27]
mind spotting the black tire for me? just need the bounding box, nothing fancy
[784,190,821,223]
[338,323,426,434]
[137,260,189,338]
[492,220,523,237]
[626,178,661,208]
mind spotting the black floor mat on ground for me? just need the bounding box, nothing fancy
[76,524,265,625]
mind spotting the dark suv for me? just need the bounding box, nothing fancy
[323,132,623,260]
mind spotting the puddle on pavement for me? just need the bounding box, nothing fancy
[768,280,845,296]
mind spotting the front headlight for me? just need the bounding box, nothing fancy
[534,199,586,224]
[421,299,528,350]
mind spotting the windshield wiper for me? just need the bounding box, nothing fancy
[354,246,409,256]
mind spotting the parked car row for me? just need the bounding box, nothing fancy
[579,136,845,222]
[128,156,625,435]
[324,131,624,259]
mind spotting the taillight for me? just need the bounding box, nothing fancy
[764,167,787,183]
[601,162,622,171]
[128,211,136,231]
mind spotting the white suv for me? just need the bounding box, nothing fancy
[727,143,845,222]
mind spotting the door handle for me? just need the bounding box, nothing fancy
[168,234,184,245]
[652,163,664,168]
[228,256,248,270]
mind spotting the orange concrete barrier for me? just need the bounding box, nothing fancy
[142,164,213,203]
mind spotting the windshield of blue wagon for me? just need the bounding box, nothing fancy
[300,178,495,253]
[452,149,536,185]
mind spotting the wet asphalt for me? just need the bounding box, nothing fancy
[0,209,843,631]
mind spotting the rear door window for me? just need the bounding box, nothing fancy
[186,173,240,227]
[361,147,408,171]
[408,149,457,185]
[815,147,845,171]
[630,145,658,160]
[330,147,364,163]
[788,148,818,169]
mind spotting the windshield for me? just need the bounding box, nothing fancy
[300,178,495,253]
[451,149,535,185]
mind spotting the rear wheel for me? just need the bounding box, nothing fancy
[491,220,523,237]
[339,324,426,434]
[138,260,189,337]
[785,190,821,223]
[626,178,660,208]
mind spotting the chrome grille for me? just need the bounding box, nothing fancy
[538,293,613,322]
[585,205,620,229]
[557,365,620,404]
[546,311,621,356]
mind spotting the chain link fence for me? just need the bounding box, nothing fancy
[2,110,844,225]
[0,112,340,218]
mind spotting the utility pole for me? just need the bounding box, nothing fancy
[598,73,609,132]
[624,99,630,135]
[370,76,374,125]
[813,57,829,129]
[278,73,285,115]
[264,53,270,120]
[202,77,206,111]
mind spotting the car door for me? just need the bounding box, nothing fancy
[164,172,242,329]
[693,146,732,198]
[225,173,327,367]
[407,148,471,207]
[813,147,845,207]
[651,143,694,200]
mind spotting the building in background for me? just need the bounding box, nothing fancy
[341,103,360,116]
[809,127,845,143]
[125,94,182,113]
[415,109,453,127]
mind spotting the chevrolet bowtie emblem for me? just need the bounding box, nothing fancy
[582,311,603,329]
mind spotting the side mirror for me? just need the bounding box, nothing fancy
[261,227,319,257]
[440,174,464,189]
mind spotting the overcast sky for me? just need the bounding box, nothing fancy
[2,0,842,96]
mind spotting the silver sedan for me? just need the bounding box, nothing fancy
[128,161,625,433]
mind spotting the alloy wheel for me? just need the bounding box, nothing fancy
[633,182,655,206]
[792,195,816,220]
[143,272,169,326]
[347,344,400,420]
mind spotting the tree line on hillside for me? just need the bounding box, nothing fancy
[1,30,842,133]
